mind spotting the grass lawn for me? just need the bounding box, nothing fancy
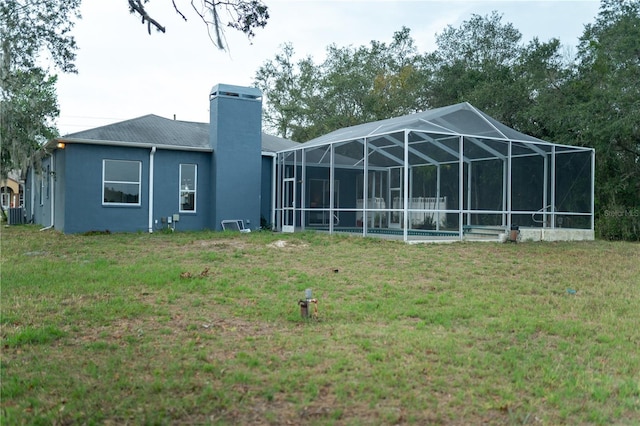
[1,226,639,425]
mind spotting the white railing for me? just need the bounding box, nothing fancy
[356,196,448,228]
[393,197,448,227]
[356,197,386,227]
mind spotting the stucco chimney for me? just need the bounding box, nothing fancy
[209,84,262,231]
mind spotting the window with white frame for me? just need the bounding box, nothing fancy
[1,189,10,210]
[39,173,44,205]
[179,164,197,212]
[45,165,50,199]
[103,160,141,205]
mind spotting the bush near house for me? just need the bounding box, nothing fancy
[1,226,639,425]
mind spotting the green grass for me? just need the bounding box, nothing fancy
[1,225,639,425]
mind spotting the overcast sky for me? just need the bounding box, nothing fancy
[55,0,601,135]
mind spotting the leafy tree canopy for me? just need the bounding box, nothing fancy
[571,0,640,239]
[255,27,428,142]
[0,0,80,180]
[0,69,59,174]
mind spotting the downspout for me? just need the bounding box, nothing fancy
[29,166,35,222]
[40,153,55,231]
[148,146,156,233]
[590,148,595,232]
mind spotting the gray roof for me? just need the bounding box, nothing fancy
[261,133,301,153]
[58,114,298,152]
[294,102,549,150]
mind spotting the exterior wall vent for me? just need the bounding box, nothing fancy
[210,83,262,101]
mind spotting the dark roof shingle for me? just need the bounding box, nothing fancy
[61,114,298,152]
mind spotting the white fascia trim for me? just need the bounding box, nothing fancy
[51,138,213,152]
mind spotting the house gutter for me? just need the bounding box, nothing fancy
[29,166,35,223]
[51,137,212,152]
[148,146,156,233]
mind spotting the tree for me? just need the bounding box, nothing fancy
[425,11,523,118]
[253,43,312,139]
[430,11,522,70]
[428,12,550,128]
[509,37,573,139]
[127,0,269,50]
[0,0,80,182]
[0,0,80,75]
[255,27,427,142]
[570,0,640,239]
[320,27,427,127]
[0,69,59,174]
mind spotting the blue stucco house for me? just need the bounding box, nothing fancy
[26,83,594,242]
[25,84,298,234]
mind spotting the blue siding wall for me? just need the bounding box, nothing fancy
[210,86,262,231]
[63,144,150,233]
[151,150,212,231]
[27,156,53,227]
[54,149,66,231]
[57,144,215,234]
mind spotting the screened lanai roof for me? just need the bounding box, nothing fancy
[273,101,595,241]
[284,102,550,150]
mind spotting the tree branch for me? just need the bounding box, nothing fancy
[172,0,188,21]
[127,1,268,50]
[128,0,166,34]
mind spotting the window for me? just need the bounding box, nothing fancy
[39,173,44,206]
[103,160,141,205]
[179,164,197,212]
[46,165,50,199]
[1,190,10,210]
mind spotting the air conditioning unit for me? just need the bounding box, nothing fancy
[8,207,24,225]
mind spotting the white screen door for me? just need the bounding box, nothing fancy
[282,177,295,232]
[389,167,403,228]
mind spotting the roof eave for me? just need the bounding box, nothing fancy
[52,137,213,152]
